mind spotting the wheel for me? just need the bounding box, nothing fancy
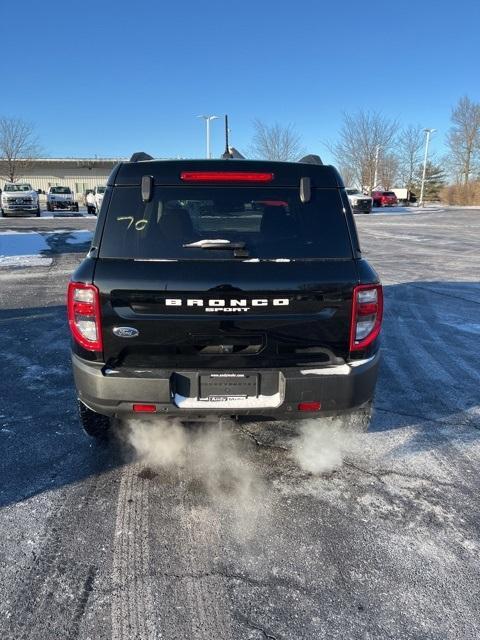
[1,209,6,217]
[74,204,79,212]
[78,400,111,439]
[35,206,41,217]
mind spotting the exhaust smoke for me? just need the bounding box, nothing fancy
[124,418,271,538]
[291,419,362,475]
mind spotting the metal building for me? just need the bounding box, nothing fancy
[0,158,123,196]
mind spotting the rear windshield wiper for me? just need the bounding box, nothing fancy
[183,239,249,257]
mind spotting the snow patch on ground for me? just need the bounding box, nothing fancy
[0,255,53,267]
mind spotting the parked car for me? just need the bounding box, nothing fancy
[345,188,372,214]
[46,186,79,212]
[93,186,106,212]
[1,183,40,217]
[372,191,398,207]
[68,154,383,439]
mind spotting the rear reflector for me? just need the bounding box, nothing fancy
[350,284,383,351]
[67,282,102,352]
[298,401,322,412]
[180,171,274,183]
[133,404,157,413]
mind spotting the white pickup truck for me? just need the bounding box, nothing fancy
[46,186,79,212]
[345,188,373,214]
[1,183,40,217]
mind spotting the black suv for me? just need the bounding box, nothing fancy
[68,155,383,438]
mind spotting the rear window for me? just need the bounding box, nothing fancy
[99,187,353,260]
[51,187,71,194]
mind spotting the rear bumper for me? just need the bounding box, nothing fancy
[72,352,380,418]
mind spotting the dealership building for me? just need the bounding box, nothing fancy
[0,158,123,196]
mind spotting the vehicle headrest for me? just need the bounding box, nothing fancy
[260,205,292,237]
[159,206,195,240]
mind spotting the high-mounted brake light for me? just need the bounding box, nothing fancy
[180,171,274,183]
[67,282,103,352]
[349,284,383,351]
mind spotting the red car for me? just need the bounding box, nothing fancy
[372,191,398,207]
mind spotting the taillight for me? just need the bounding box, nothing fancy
[180,171,274,183]
[67,282,102,351]
[350,284,383,351]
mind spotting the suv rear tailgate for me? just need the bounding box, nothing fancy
[94,258,358,369]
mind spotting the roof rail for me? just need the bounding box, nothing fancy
[129,152,154,162]
[298,154,323,165]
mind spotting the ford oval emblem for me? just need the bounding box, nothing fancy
[113,326,139,338]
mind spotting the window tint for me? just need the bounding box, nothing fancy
[100,187,353,260]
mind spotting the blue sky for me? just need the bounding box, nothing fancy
[2,0,479,162]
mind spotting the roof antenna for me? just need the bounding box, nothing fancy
[225,115,230,155]
[221,115,246,159]
[221,115,232,159]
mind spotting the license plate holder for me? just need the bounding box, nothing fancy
[199,373,258,401]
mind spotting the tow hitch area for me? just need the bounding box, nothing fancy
[171,371,284,409]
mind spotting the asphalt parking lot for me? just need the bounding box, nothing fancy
[0,208,479,640]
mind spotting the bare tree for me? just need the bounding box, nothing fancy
[330,110,398,194]
[446,96,480,185]
[378,153,399,190]
[338,164,357,188]
[250,119,306,161]
[0,117,41,183]
[397,124,424,189]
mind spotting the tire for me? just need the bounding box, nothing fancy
[78,400,111,439]
[74,204,79,212]
[36,206,41,217]
[342,401,372,432]
[1,209,6,217]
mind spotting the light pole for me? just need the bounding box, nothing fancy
[419,128,436,207]
[373,145,381,192]
[198,115,220,158]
